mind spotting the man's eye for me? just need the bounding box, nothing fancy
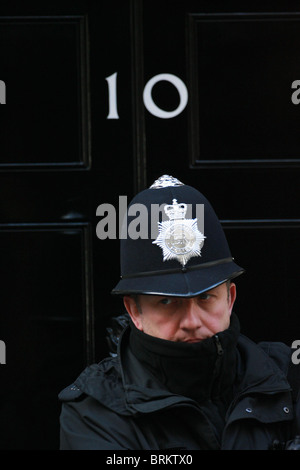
[199,293,211,301]
[160,298,172,305]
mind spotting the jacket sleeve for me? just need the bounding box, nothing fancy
[287,359,300,437]
[259,340,300,437]
[59,396,133,450]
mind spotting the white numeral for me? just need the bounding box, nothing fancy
[106,72,188,119]
[143,73,188,119]
[106,72,119,119]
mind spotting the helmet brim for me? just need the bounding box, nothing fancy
[111,259,244,297]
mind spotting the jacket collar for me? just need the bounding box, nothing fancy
[118,325,191,414]
[117,326,291,415]
[73,324,291,417]
[127,316,239,403]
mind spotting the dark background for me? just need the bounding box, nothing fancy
[0,0,299,449]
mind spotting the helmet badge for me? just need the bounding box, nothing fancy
[153,199,206,267]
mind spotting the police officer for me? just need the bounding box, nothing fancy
[59,175,300,450]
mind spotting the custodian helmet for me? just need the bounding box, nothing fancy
[112,175,244,297]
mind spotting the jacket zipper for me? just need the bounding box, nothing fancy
[214,335,224,356]
[212,334,224,400]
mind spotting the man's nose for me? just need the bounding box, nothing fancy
[179,298,202,330]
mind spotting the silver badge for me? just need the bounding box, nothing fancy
[153,199,206,267]
[150,174,184,189]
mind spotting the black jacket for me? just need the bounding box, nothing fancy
[59,324,299,450]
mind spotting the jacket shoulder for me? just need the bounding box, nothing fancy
[58,356,121,403]
[257,340,292,375]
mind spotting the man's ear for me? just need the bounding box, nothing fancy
[228,283,237,313]
[123,296,143,330]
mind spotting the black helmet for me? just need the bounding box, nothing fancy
[112,175,244,297]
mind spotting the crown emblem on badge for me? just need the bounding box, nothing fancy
[153,199,206,267]
[164,200,187,220]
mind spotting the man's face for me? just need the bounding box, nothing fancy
[123,282,236,342]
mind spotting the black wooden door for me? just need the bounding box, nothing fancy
[0,0,299,450]
[131,0,300,346]
[0,0,134,449]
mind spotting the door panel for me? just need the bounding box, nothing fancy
[224,221,300,343]
[0,16,90,169]
[0,225,91,448]
[187,12,300,168]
